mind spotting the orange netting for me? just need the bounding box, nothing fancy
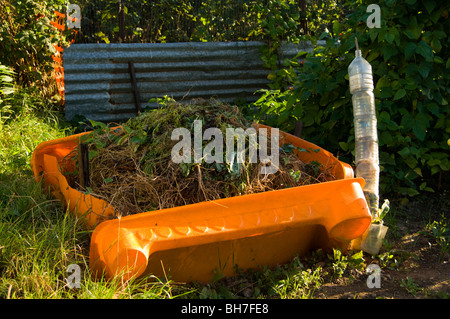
[51,10,78,99]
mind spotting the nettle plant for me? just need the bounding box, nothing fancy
[254,0,450,198]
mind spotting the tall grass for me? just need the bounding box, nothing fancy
[0,88,191,298]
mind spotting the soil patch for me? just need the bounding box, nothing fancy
[316,214,450,299]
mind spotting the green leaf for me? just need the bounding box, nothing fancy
[393,89,406,100]
[339,142,349,151]
[385,33,395,44]
[302,113,314,127]
[88,150,98,160]
[423,0,436,14]
[332,22,342,36]
[380,151,396,166]
[382,45,398,61]
[430,38,442,52]
[122,124,134,134]
[439,159,449,171]
[405,188,420,196]
[414,168,423,177]
[281,143,295,153]
[413,124,426,141]
[369,28,379,42]
[415,112,429,128]
[380,131,394,146]
[380,87,393,98]
[416,41,434,62]
[433,56,444,64]
[103,177,114,183]
[429,10,441,24]
[419,182,434,192]
[404,42,417,60]
[277,110,290,126]
[286,94,297,110]
[427,159,440,167]
[130,132,146,144]
[431,166,440,175]
[366,51,380,62]
[180,162,193,177]
[350,250,364,266]
[378,111,390,122]
[426,102,439,116]
[405,63,419,77]
[405,26,421,40]
[433,30,447,40]
[418,61,431,78]
[376,76,391,89]
[89,119,107,129]
[398,147,410,157]
[401,113,415,130]
[295,51,308,58]
[404,156,418,169]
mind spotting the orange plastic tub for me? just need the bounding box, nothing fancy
[31,125,371,283]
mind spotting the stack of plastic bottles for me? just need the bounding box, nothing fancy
[348,38,380,217]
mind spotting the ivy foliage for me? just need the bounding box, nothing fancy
[254,0,450,197]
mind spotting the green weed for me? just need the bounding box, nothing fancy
[422,214,450,254]
[327,249,365,279]
[400,277,422,297]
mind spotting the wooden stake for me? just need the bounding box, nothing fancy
[77,143,90,188]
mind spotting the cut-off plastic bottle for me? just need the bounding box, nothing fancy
[348,38,379,217]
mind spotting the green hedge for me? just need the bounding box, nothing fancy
[254,0,450,197]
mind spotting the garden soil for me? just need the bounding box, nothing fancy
[315,214,450,299]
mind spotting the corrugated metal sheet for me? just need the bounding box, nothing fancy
[63,41,318,122]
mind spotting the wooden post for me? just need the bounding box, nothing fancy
[299,0,307,35]
[118,0,125,42]
[294,121,303,138]
[77,143,90,188]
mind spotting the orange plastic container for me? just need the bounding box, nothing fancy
[31,125,371,283]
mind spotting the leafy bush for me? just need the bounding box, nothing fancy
[254,0,450,197]
[74,0,348,43]
[0,0,67,93]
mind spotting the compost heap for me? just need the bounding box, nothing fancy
[66,99,336,216]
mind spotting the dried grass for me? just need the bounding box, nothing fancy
[64,99,335,216]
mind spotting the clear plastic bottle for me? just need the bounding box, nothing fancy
[348,38,379,217]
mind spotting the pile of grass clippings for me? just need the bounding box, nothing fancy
[64,98,335,216]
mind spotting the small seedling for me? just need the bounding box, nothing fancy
[400,277,422,297]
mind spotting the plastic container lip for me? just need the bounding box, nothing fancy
[330,216,372,242]
[88,177,371,282]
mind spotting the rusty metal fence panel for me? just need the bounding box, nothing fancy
[63,41,317,122]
